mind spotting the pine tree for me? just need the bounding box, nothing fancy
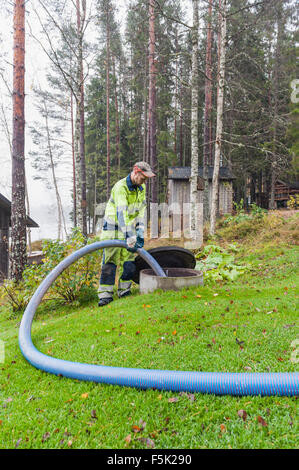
[11,0,26,281]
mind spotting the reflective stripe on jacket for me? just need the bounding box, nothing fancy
[100,174,146,241]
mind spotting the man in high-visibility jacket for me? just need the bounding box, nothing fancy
[98,161,156,306]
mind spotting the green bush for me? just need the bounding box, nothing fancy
[195,243,248,282]
[0,228,102,313]
[222,200,267,227]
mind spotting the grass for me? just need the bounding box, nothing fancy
[0,211,298,449]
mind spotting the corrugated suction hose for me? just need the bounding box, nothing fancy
[19,240,298,396]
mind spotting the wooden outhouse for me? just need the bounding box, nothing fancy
[0,192,39,281]
[167,166,235,216]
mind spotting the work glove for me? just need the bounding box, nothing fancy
[126,231,144,253]
[136,227,144,248]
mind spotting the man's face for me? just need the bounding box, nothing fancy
[132,169,147,186]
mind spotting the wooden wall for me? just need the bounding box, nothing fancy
[0,210,10,280]
[167,179,233,216]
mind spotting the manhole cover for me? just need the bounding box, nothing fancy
[132,246,196,284]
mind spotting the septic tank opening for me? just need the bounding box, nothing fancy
[139,267,203,294]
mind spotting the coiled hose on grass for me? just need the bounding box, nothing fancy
[19,240,298,396]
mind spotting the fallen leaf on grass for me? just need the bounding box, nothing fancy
[220,423,226,433]
[168,397,179,403]
[237,410,248,421]
[137,437,155,448]
[257,415,267,426]
[42,432,50,442]
[134,419,147,431]
[124,434,131,444]
[236,338,245,346]
[91,409,97,419]
[132,425,141,433]
[283,324,295,329]
[81,393,89,399]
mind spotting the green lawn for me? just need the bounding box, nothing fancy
[0,243,298,449]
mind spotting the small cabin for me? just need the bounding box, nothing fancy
[0,192,39,281]
[274,180,299,208]
[167,166,235,216]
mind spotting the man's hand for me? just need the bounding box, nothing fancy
[126,233,144,252]
[126,236,137,249]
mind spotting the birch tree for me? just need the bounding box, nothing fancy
[148,0,158,203]
[75,0,87,236]
[29,87,68,240]
[30,0,91,236]
[210,0,227,236]
[203,0,213,222]
[189,0,200,245]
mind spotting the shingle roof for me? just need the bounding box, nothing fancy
[168,166,235,180]
[0,192,39,228]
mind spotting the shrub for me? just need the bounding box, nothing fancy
[0,228,102,313]
[195,243,248,282]
[287,195,299,210]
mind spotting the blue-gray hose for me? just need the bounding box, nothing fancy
[18,240,298,396]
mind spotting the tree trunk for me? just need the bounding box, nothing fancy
[189,0,200,244]
[174,25,178,157]
[148,0,157,203]
[11,0,27,282]
[43,99,63,240]
[203,0,213,222]
[210,0,227,236]
[143,51,148,162]
[112,56,121,178]
[76,0,87,236]
[106,10,111,199]
[269,4,283,211]
[179,81,183,166]
[70,91,77,227]
[75,103,82,228]
[25,178,32,254]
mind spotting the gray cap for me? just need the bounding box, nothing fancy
[133,161,156,177]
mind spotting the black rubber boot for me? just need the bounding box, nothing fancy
[98,297,114,307]
[118,289,132,299]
